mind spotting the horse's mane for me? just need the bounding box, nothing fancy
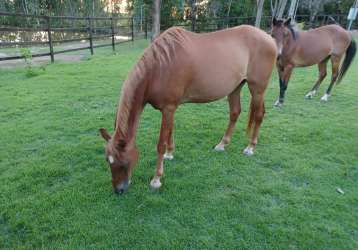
[288,24,297,40]
[143,27,189,68]
[115,28,188,137]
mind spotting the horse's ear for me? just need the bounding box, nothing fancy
[272,17,278,26]
[284,17,291,26]
[99,128,111,142]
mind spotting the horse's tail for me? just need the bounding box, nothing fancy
[337,39,356,84]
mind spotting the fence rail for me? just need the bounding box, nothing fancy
[1,12,356,63]
[0,12,145,62]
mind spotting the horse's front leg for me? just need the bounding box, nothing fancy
[163,127,174,160]
[150,106,176,189]
[244,91,265,156]
[274,64,293,107]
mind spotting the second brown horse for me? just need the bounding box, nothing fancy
[99,26,277,193]
[271,18,356,106]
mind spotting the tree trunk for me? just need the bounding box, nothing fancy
[288,0,298,18]
[22,0,28,14]
[255,0,265,27]
[92,0,95,17]
[151,0,161,41]
[277,0,288,18]
[270,0,278,16]
[190,0,197,32]
[226,0,233,28]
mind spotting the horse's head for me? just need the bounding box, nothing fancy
[271,17,294,56]
[99,128,139,194]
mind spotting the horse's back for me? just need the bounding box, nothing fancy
[304,25,351,55]
[183,25,276,101]
[144,25,277,105]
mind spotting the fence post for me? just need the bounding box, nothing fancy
[46,16,54,63]
[131,17,134,42]
[144,17,148,39]
[111,17,115,51]
[87,17,94,55]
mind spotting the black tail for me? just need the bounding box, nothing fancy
[337,39,356,84]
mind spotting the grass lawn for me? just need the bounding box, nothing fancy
[1,39,358,249]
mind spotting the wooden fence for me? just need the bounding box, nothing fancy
[0,12,354,63]
[0,12,147,62]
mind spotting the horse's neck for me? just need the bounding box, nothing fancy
[284,35,300,60]
[113,70,147,147]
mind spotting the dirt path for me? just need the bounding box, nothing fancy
[0,54,85,69]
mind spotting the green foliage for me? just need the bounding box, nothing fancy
[20,48,45,78]
[1,40,358,249]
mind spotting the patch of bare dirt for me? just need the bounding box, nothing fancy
[0,54,85,69]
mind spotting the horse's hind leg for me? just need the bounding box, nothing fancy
[150,105,176,189]
[305,60,328,99]
[321,55,342,102]
[214,84,243,152]
[244,84,266,156]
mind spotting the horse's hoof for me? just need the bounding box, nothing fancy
[305,90,316,99]
[274,100,283,107]
[243,146,254,156]
[320,94,330,102]
[164,153,174,160]
[150,177,162,190]
[214,143,225,152]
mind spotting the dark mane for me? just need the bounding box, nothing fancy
[288,25,297,40]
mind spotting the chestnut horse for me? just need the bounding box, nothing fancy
[99,26,277,193]
[271,18,356,106]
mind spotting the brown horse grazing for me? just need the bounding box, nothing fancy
[99,26,277,194]
[271,17,356,106]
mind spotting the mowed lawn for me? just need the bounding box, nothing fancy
[1,39,358,249]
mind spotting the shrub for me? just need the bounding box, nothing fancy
[20,48,45,77]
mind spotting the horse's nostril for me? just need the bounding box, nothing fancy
[114,188,125,195]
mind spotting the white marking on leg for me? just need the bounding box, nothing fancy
[320,93,330,102]
[305,90,316,99]
[214,142,225,152]
[150,176,162,189]
[274,99,282,107]
[164,152,174,160]
[243,146,254,156]
[108,155,114,164]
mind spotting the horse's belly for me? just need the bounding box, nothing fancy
[183,76,243,103]
[181,42,247,103]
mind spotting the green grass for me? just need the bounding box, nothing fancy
[1,39,358,249]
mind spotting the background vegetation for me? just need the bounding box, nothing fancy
[1,0,356,20]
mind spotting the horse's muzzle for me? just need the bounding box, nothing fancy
[114,179,130,194]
